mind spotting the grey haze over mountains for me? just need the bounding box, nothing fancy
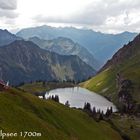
[0,40,95,85]
[16,25,137,63]
[29,36,101,70]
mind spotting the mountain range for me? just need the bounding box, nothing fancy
[0,27,138,87]
[29,36,101,70]
[0,40,95,85]
[16,25,137,63]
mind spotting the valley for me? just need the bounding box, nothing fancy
[81,34,140,109]
[0,0,140,139]
[81,34,140,140]
[0,25,139,140]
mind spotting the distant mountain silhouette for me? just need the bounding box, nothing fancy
[16,25,137,63]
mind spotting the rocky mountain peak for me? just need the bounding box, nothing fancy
[0,29,21,46]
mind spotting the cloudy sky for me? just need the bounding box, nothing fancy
[0,0,140,33]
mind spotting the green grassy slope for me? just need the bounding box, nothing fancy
[81,34,140,140]
[81,34,140,105]
[0,88,122,140]
[19,82,75,93]
[81,53,140,105]
[81,67,116,99]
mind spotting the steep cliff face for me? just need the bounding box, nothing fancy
[29,37,101,70]
[0,40,95,85]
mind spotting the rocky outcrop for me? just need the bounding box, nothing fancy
[0,40,95,85]
[117,74,134,114]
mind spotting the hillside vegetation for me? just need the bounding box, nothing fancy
[81,34,140,106]
[0,88,122,140]
[81,34,140,140]
[19,82,75,93]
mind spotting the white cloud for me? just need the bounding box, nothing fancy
[0,0,17,10]
[1,0,140,33]
[0,0,18,30]
[31,0,140,33]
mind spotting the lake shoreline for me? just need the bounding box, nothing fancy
[46,87,117,113]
